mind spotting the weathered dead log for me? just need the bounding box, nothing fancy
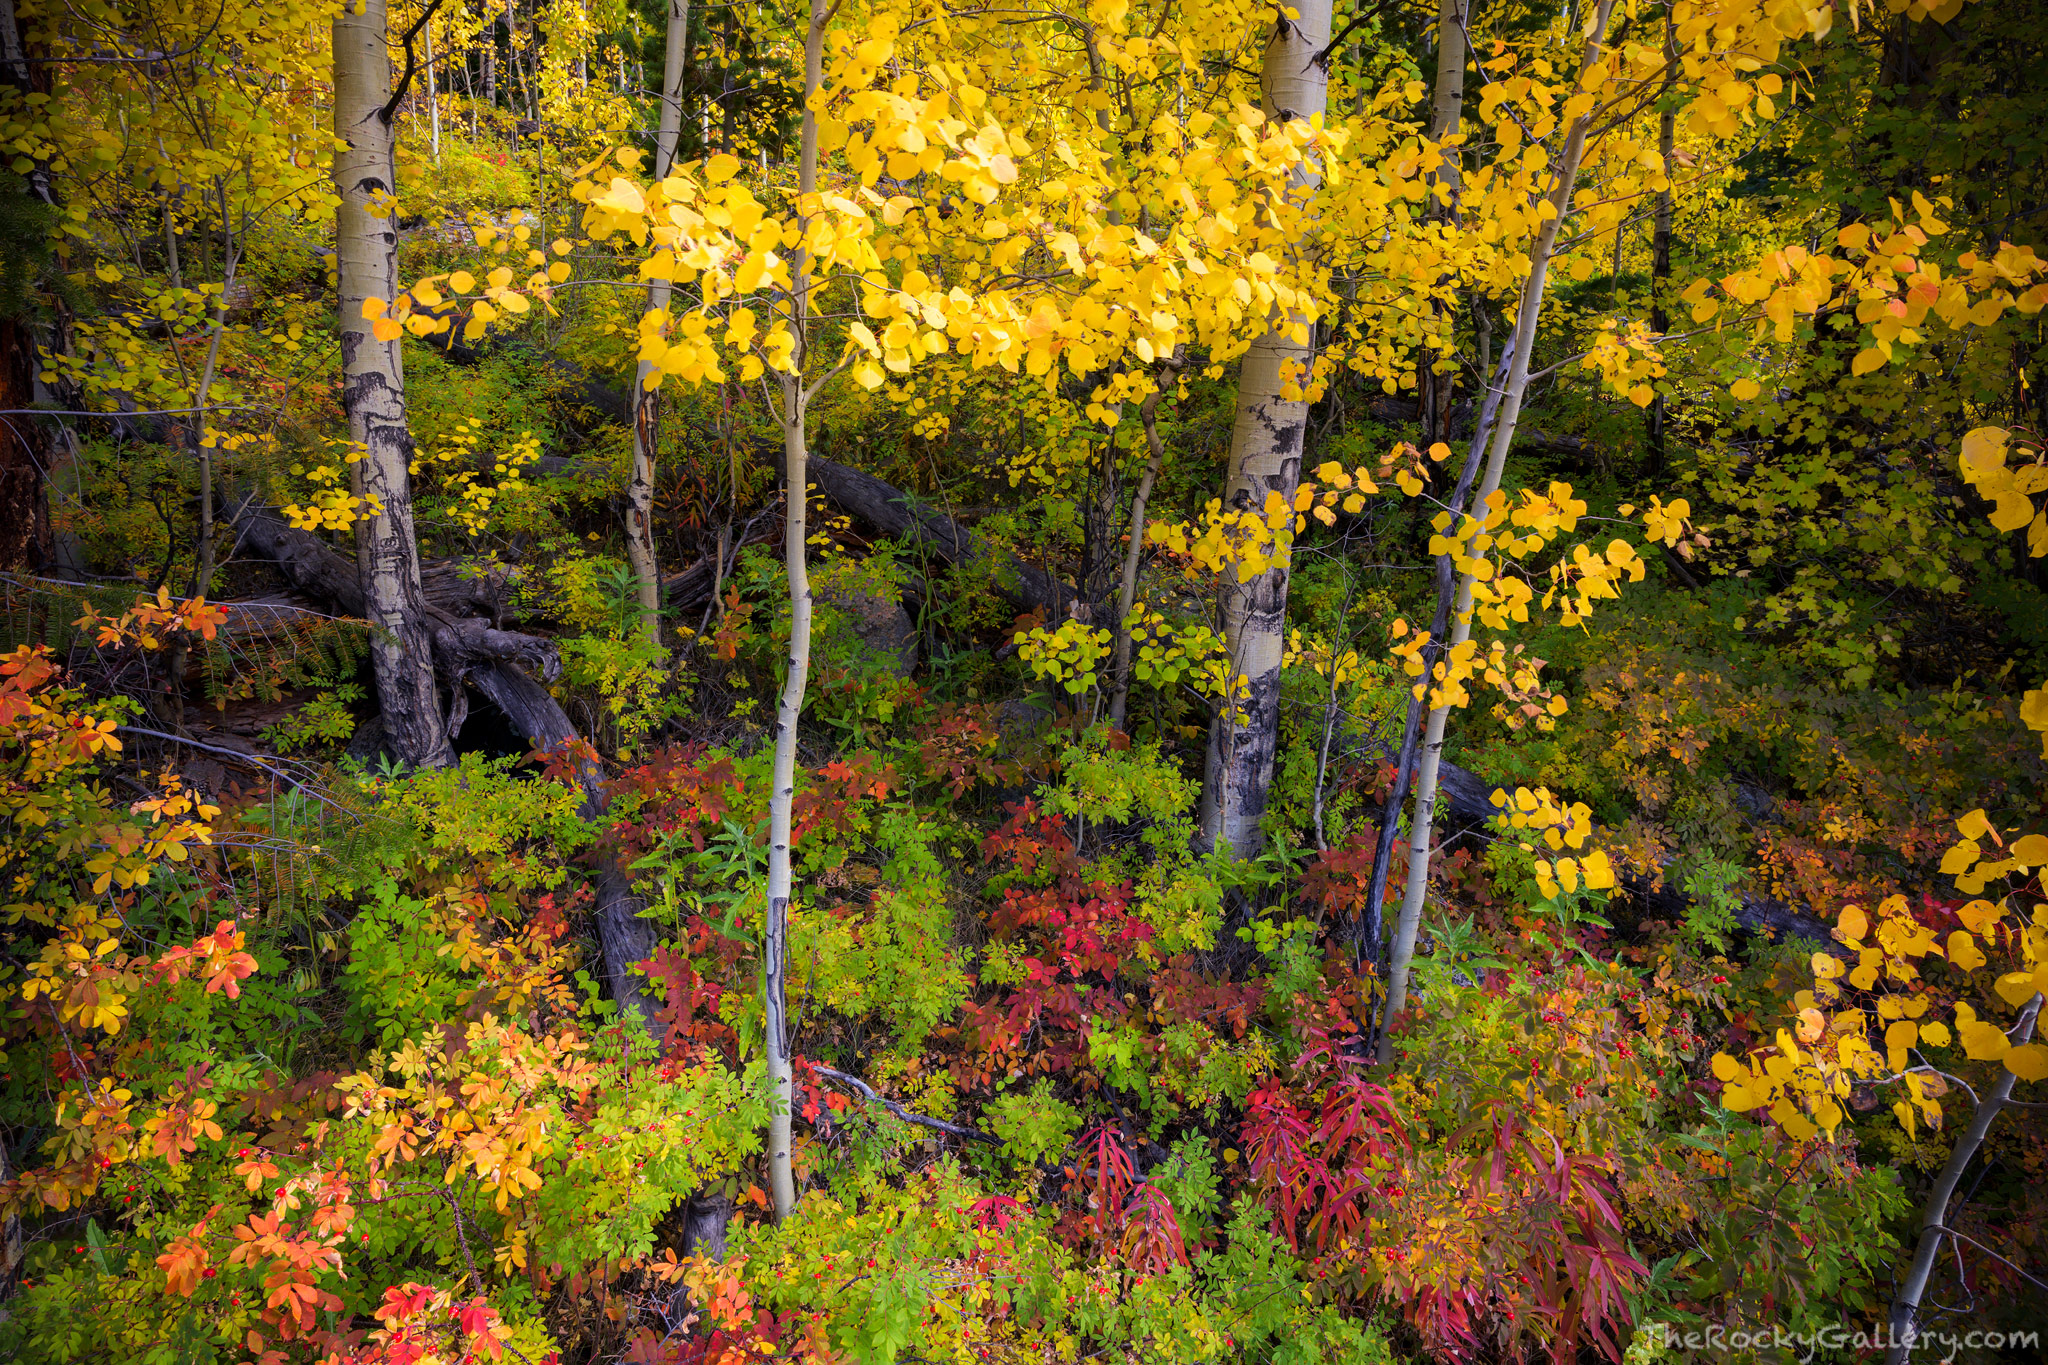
[234,501,517,622]
[1427,755,1833,945]
[560,370,1092,621]
[465,661,656,1018]
[231,498,658,1019]
[799,450,1093,621]
[233,503,370,616]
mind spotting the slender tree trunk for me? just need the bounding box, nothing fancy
[336,0,453,768]
[188,293,227,598]
[1108,386,1167,731]
[1198,0,1332,860]
[1362,0,1473,946]
[505,0,532,120]
[623,0,690,644]
[1354,326,1508,976]
[1885,994,2042,1364]
[1644,14,1676,480]
[1417,0,1467,453]
[0,319,45,572]
[0,0,51,573]
[1380,0,1619,1062]
[761,0,827,1223]
[425,17,441,164]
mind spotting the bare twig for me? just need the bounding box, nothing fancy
[811,1066,1000,1145]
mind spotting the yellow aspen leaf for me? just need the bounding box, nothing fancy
[1947,931,1987,972]
[1835,903,1869,944]
[2007,1044,2048,1083]
[1729,377,1761,401]
[1958,1016,2010,1062]
[1958,899,2004,934]
[1995,972,2043,1009]
[1773,1099,1818,1141]
[1580,848,1613,889]
[1940,840,1982,876]
[1959,426,2008,473]
[1885,1020,1919,1069]
[1851,347,1887,375]
[1990,492,2036,533]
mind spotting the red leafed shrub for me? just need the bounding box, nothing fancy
[1373,1110,1647,1363]
[1239,1031,1406,1255]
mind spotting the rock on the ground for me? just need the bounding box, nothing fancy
[821,584,919,678]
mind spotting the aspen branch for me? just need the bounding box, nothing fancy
[811,1066,1001,1145]
[379,0,449,126]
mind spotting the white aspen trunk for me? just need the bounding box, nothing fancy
[1645,11,1676,479]
[1886,994,2042,1363]
[761,0,827,1222]
[1418,0,1467,448]
[425,17,441,164]
[1380,0,1618,1062]
[1198,0,1332,860]
[623,0,690,643]
[335,0,453,769]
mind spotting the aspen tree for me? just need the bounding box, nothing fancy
[754,0,830,1221]
[336,0,451,768]
[622,0,692,643]
[1199,0,1333,861]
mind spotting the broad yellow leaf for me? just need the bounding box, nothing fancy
[1958,1017,2010,1061]
[1995,972,2043,1009]
[1834,903,1869,944]
[2006,1043,2048,1083]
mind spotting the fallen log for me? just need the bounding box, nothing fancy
[231,499,659,1019]
[466,661,657,1016]
[796,450,1095,622]
[1427,755,1833,945]
[565,370,1095,621]
[233,502,517,622]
